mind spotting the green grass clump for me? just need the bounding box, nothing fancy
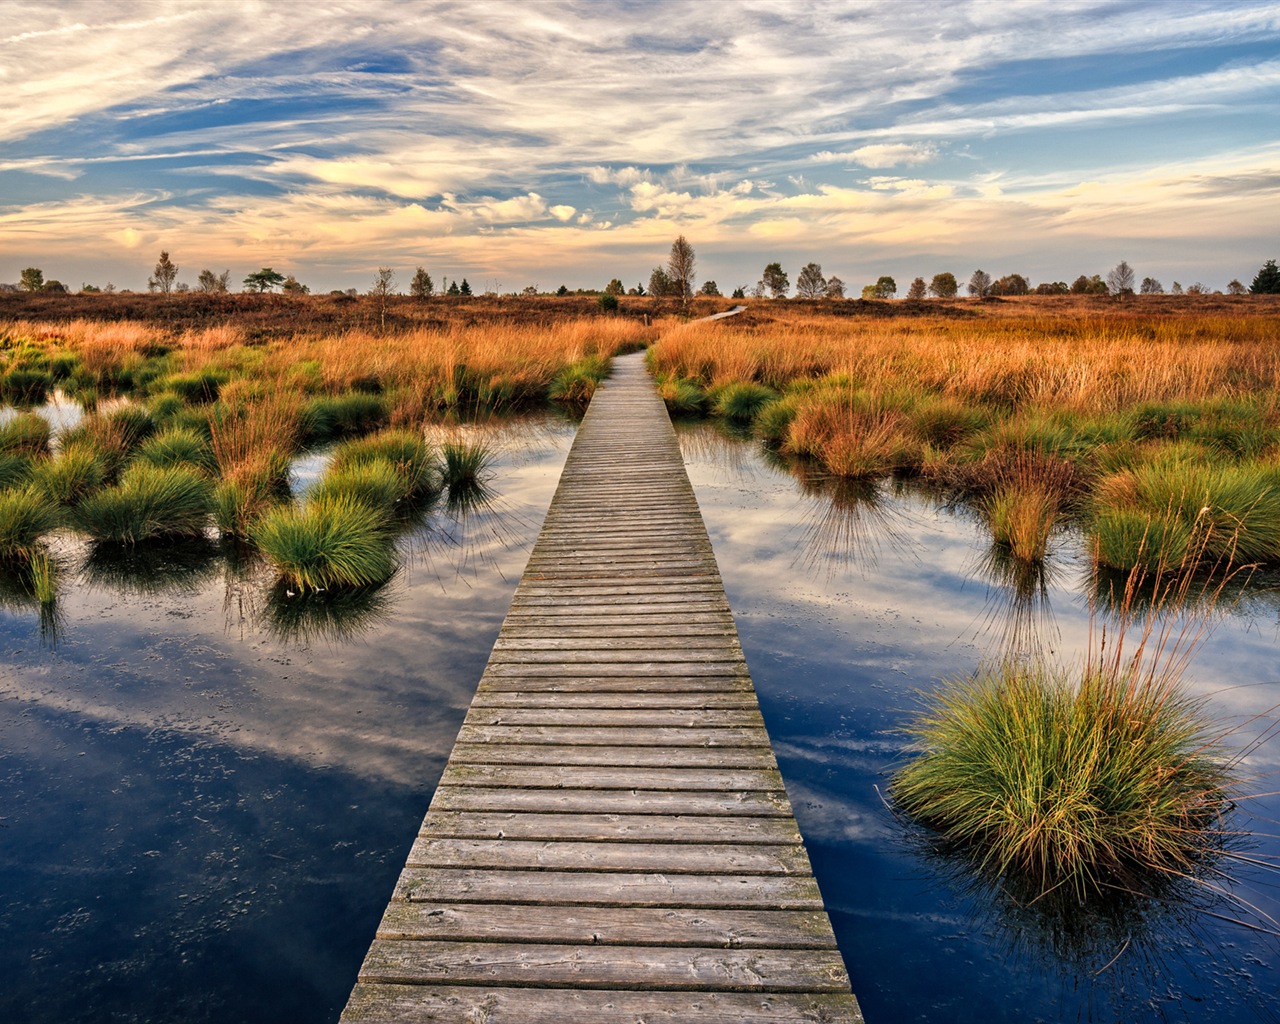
[0,453,34,490]
[891,661,1233,899]
[251,494,396,591]
[162,370,225,404]
[303,392,389,441]
[440,439,493,490]
[0,487,61,560]
[1091,457,1280,570]
[309,461,404,517]
[657,377,707,415]
[711,381,779,422]
[0,413,52,458]
[68,463,212,544]
[549,354,609,405]
[134,428,218,474]
[30,443,107,507]
[329,429,438,500]
[1,367,53,404]
[754,396,798,444]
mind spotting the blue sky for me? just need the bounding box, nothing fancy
[2,0,1278,294]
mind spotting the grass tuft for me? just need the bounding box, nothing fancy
[251,494,396,591]
[0,487,61,560]
[549,354,609,405]
[0,413,52,458]
[134,427,218,474]
[68,463,212,544]
[711,381,779,422]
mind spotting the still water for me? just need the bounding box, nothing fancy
[2,407,1279,1022]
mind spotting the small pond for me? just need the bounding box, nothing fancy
[2,403,1279,1023]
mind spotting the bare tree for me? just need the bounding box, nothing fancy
[1140,276,1163,294]
[968,269,992,297]
[197,269,230,293]
[149,251,178,296]
[795,262,827,299]
[825,275,846,299]
[906,277,927,300]
[665,235,696,304]
[1226,278,1246,295]
[371,266,396,331]
[1106,260,1135,296]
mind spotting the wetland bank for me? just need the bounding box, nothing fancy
[3,293,1280,1022]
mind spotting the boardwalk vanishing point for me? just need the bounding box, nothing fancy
[342,351,863,1023]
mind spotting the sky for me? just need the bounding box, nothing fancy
[2,0,1279,295]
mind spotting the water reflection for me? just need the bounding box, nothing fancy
[0,554,63,647]
[264,577,402,646]
[789,471,910,577]
[77,536,223,596]
[971,544,1061,660]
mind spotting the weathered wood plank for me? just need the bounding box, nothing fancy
[404,838,809,874]
[343,986,863,1024]
[454,725,771,747]
[460,708,764,728]
[394,870,825,910]
[439,763,784,790]
[358,940,851,992]
[445,743,778,769]
[426,786,792,817]
[468,691,758,710]
[416,812,802,844]
[375,903,839,949]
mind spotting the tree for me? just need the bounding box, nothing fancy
[861,284,878,300]
[991,273,1029,296]
[410,267,434,298]
[928,272,958,298]
[1035,281,1069,295]
[447,280,461,296]
[761,262,789,298]
[648,266,674,297]
[371,266,396,331]
[460,278,472,296]
[243,268,286,292]
[873,276,897,299]
[906,277,927,301]
[698,280,721,296]
[1106,260,1135,297]
[1251,259,1280,294]
[825,276,846,299]
[1140,276,1163,294]
[19,267,44,292]
[1226,279,1246,295]
[731,286,746,299]
[604,278,625,296]
[795,262,827,299]
[281,275,309,294]
[42,280,68,294]
[1170,281,1183,295]
[197,269,230,293]
[148,251,178,296]
[1185,282,1207,295]
[1070,274,1106,295]
[967,269,992,297]
[598,293,619,313]
[666,235,696,302]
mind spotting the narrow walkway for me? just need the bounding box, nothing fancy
[341,352,862,1023]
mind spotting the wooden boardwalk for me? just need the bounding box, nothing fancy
[342,352,862,1023]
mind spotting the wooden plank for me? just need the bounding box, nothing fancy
[439,763,784,790]
[394,870,825,910]
[358,940,851,992]
[468,691,758,710]
[445,744,778,769]
[460,708,764,728]
[375,903,839,949]
[343,986,863,1023]
[426,787,792,817]
[454,725,771,747]
[403,838,809,874]
[416,812,803,844]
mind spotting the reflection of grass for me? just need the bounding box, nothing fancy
[78,537,221,596]
[265,577,398,645]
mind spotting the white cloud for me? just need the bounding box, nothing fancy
[549,204,576,221]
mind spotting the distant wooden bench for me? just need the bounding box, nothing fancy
[341,351,863,1023]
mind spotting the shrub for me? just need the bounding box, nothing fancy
[303,392,389,440]
[549,354,609,405]
[69,463,212,543]
[711,381,779,422]
[134,428,218,474]
[329,429,438,500]
[251,494,396,591]
[30,443,106,507]
[0,413,51,458]
[891,659,1233,900]
[0,487,60,560]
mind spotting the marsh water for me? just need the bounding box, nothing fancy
[3,404,1280,1022]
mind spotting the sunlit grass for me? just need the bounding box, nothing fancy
[68,463,212,544]
[251,494,396,592]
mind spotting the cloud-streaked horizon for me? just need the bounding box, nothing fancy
[3,1,1278,293]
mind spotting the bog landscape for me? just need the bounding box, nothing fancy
[4,252,1280,1021]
